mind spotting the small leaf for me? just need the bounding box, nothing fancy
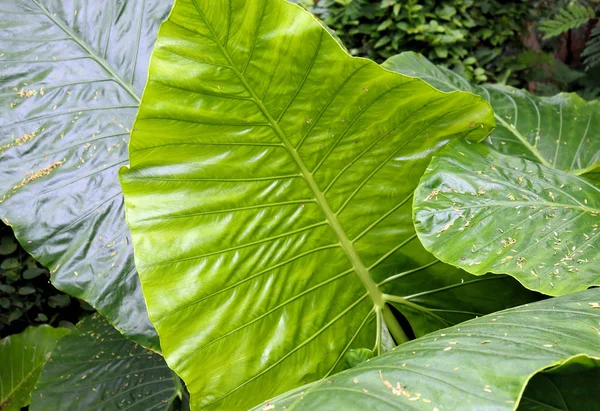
[343,348,373,368]
[47,294,71,308]
[1,258,20,270]
[17,286,36,296]
[35,313,48,322]
[0,236,17,255]
[0,284,15,293]
[22,267,46,280]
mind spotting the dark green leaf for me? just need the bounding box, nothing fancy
[519,355,600,410]
[22,267,46,280]
[17,286,36,296]
[1,258,20,270]
[0,236,17,255]
[47,294,71,308]
[0,0,173,351]
[0,284,15,293]
[30,314,177,411]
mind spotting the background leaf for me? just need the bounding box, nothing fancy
[382,52,600,178]
[30,314,178,411]
[519,355,600,410]
[413,140,600,296]
[0,0,173,350]
[249,289,600,411]
[119,0,544,409]
[0,325,70,410]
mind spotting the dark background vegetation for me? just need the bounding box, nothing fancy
[3,0,599,337]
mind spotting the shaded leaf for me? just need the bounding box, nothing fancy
[519,355,600,410]
[30,314,178,411]
[249,289,600,411]
[414,140,600,296]
[0,325,70,410]
[0,0,173,351]
[0,236,17,255]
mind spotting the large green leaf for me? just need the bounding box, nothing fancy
[0,0,173,350]
[248,289,600,411]
[117,0,547,409]
[414,140,600,296]
[383,52,600,177]
[519,355,600,410]
[0,325,70,410]
[30,314,178,411]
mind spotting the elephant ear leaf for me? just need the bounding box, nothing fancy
[30,314,178,411]
[120,0,495,409]
[414,140,600,296]
[0,0,173,350]
[383,52,600,179]
[249,289,600,411]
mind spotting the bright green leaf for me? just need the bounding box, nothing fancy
[383,52,600,178]
[0,0,173,351]
[0,325,70,410]
[118,1,544,409]
[414,140,600,296]
[30,314,178,411]
[249,289,600,411]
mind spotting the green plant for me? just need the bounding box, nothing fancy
[539,3,596,38]
[0,0,172,351]
[0,0,599,410]
[539,1,600,71]
[0,223,88,336]
[301,0,532,83]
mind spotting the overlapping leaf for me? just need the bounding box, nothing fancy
[119,0,546,409]
[414,140,600,296]
[0,0,173,350]
[0,325,70,410]
[519,355,600,410]
[383,52,600,177]
[249,289,600,411]
[30,314,177,410]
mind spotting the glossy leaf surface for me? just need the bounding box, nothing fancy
[383,52,600,177]
[249,289,600,411]
[30,314,177,411]
[117,0,540,409]
[0,0,173,350]
[0,325,70,410]
[414,140,600,296]
[519,355,600,410]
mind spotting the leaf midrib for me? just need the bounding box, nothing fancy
[190,0,385,308]
[31,0,141,103]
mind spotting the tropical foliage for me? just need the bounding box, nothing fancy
[0,0,598,410]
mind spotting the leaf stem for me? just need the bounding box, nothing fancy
[382,304,409,344]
